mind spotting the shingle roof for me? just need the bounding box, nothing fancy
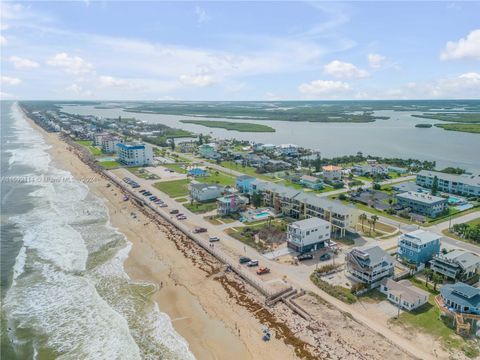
[441,283,480,309]
[381,279,429,304]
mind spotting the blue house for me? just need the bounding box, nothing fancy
[188,168,207,177]
[235,175,256,193]
[440,282,480,315]
[398,230,441,267]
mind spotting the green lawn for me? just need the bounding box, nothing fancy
[76,140,103,156]
[98,160,121,169]
[184,201,217,213]
[126,166,159,179]
[175,197,188,203]
[425,205,480,226]
[197,170,235,186]
[154,179,190,198]
[435,123,480,134]
[219,161,275,181]
[163,163,187,174]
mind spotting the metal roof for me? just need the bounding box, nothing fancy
[400,230,441,245]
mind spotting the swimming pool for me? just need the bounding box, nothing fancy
[255,211,271,219]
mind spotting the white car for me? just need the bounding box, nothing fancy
[208,236,220,242]
[246,260,259,267]
[159,203,168,207]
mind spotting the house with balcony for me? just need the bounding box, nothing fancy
[277,143,299,156]
[217,194,248,216]
[235,175,257,193]
[198,143,218,159]
[380,279,429,311]
[116,142,153,166]
[429,250,480,281]
[346,245,394,286]
[322,165,342,181]
[190,183,225,202]
[440,282,480,315]
[287,217,331,253]
[398,230,441,267]
[416,170,480,197]
[396,191,447,218]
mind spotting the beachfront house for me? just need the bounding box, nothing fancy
[116,142,154,166]
[380,279,429,311]
[395,191,447,218]
[397,230,441,267]
[322,165,342,181]
[346,245,394,286]
[440,283,480,315]
[353,164,389,177]
[93,132,109,146]
[416,170,480,197]
[190,183,225,202]
[286,217,331,253]
[429,250,480,281]
[299,175,323,190]
[217,194,248,216]
[235,175,256,193]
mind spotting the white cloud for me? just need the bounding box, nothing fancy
[0,91,15,99]
[195,6,210,24]
[66,83,93,97]
[367,53,386,68]
[0,36,6,45]
[298,79,351,98]
[179,74,216,87]
[1,76,22,85]
[46,53,94,75]
[323,60,368,79]
[440,29,480,60]
[8,56,40,69]
[98,75,128,88]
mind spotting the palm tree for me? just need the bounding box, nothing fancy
[371,215,379,233]
[359,213,367,232]
[424,268,433,287]
[432,273,443,291]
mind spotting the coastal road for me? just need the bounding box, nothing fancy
[114,167,435,360]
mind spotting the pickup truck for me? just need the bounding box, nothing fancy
[170,209,179,214]
[246,260,259,267]
[256,267,270,275]
[296,253,314,261]
[194,227,207,233]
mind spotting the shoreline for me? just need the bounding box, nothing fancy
[21,107,299,359]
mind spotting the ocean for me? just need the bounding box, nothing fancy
[0,102,195,360]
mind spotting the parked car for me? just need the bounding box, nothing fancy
[132,184,140,188]
[296,253,314,261]
[256,267,270,275]
[139,189,147,194]
[246,260,259,267]
[319,253,331,261]
[144,192,152,196]
[175,213,184,218]
[149,196,157,201]
[208,236,220,242]
[170,209,179,214]
[177,216,187,220]
[159,204,168,208]
[194,227,207,233]
[239,256,251,264]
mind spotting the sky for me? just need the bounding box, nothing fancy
[1,1,479,101]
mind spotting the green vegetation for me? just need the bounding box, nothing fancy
[415,123,432,128]
[76,140,102,156]
[98,160,121,169]
[390,296,462,350]
[310,273,357,304]
[197,170,235,186]
[180,120,275,132]
[127,166,159,179]
[163,163,187,173]
[358,288,387,303]
[219,161,274,180]
[443,218,480,243]
[440,167,466,175]
[154,179,190,198]
[435,123,480,134]
[412,113,480,123]
[175,197,188,203]
[124,102,392,123]
[184,201,217,213]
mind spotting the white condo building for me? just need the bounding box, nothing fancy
[116,143,153,166]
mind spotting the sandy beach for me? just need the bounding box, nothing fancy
[24,114,302,359]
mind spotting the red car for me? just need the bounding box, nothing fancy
[256,267,270,275]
